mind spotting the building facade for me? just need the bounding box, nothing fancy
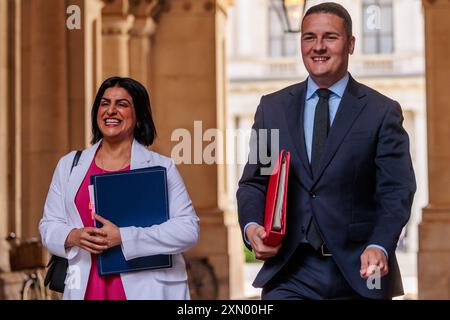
[226,0,429,299]
[0,0,449,300]
[227,0,450,300]
[227,0,426,255]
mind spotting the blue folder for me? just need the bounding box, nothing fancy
[90,166,172,276]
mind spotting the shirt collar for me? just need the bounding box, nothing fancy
[306,73,350,100]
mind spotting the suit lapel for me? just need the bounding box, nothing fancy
[282,81,313,189]
[312,76,368,184]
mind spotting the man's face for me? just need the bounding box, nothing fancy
[301,13,355,87]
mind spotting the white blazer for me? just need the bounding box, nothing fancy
[39,140,200,300]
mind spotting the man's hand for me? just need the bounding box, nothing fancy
[246,224,281,260]
[360,247,389,279]
[94,214,122,249]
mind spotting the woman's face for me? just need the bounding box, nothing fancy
[97,86,137,143]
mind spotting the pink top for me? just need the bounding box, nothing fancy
[75,157,130,300]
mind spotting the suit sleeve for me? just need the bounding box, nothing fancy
[236,98,271,250]
[369,102,416,255]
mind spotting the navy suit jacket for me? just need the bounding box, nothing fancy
[236,76,416,299]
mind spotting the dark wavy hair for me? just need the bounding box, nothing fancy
[302,2,353,38]
[91,76,157,146]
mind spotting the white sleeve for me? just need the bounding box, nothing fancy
[120,160,200,260]
[39,154,80,260]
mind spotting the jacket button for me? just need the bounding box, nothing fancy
[310,192,316,198]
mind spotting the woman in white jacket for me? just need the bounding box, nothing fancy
[39,77,199,300]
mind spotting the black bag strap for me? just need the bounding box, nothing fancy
[44,150,82,292]
[70,150,82,174]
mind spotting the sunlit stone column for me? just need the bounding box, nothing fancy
[419,0,450,300]
[129,0,157,88]
[102,0,134,78]
[150,0,243,299]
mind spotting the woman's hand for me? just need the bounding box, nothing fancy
[65,227,108,254]
[94,214,122,248]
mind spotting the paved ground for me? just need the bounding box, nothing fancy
[243,251,418,300]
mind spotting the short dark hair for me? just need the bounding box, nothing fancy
[302,2,353,38]
[91,76,157,146]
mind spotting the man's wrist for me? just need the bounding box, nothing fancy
[244,222,260,245]
[367,244,388,259]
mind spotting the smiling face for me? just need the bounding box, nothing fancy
[301,13,355,88]
[96,86,136,143]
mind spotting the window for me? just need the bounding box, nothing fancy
[362,0,394,54]
[268,2,299,58]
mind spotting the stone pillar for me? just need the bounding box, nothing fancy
[419,0,450,300]
[102,0,134,78]
[150,0,243,299]
[67,0,104,148]
[5,0,22,256]
[20,0,70,238]
[129,0,157,88]
[0,0,9,271]
[215,0,245,300]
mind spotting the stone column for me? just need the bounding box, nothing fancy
[67,0,104,148]
[150,0,243,299]
[215,0,245,299]
[5,0,22,257]
[102,0,134,78]
[20,0,70,238]
[129,0,157,88]
[419,0,450,300]
[0,0,9,271]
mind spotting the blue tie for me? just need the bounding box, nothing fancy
[311,88,331,179]
[307,88,331,250]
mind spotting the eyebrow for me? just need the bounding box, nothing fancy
[101,97,132,104]
[302,31,341,37]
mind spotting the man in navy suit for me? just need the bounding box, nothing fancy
[237,2,416,299]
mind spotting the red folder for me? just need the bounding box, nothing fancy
[263,150,290,246]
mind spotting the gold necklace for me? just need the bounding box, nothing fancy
[98,152,130,173]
